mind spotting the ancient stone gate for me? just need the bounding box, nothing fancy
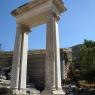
[11,0,66,95]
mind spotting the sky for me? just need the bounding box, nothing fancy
[0,0,95,51]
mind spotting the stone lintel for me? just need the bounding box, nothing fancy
[11,0,66,17]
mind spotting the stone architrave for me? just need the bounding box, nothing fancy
[11,0,66,95]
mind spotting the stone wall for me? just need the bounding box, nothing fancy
[27,50,45,90]
[0,49,72,90]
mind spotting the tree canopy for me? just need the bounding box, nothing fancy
[80,40,95,82]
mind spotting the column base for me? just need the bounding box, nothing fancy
[9,88,41,95]
[9,88,27,95]
[41,89,65,95]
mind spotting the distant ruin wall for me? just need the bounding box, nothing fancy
[0,49,72,90]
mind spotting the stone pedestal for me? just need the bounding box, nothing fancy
[9,89,27,95]
[9,88,40,95]
[41,89,65,95]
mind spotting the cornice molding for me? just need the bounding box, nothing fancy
[11,0,66,17]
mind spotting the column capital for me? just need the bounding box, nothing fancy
[47,12,60,21]
[17,23,31,33]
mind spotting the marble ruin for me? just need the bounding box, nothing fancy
[61,48,72,80]
[0,49,72,92]
[11,0,66,95]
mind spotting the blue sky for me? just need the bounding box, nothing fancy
[0,0,95,51]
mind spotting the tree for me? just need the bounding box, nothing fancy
[80,39,95,82]
[0,44,2,51]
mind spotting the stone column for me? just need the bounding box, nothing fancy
[11,24,30,95]
[54,14,62,90]
[45,13,56,91]
[41,12,65,95]
[62,60,67,80]
[18,27,29,93]
[61,60,65,81]
[11,24,23,91]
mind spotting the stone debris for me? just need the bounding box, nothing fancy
[0,79,10,94]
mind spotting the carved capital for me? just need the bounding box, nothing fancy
[21,24,31,33]
[17,23,31,33]
[53,12,60,21]
[47,12,60,21]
